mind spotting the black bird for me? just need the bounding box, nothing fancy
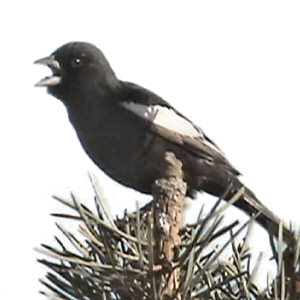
[35,42,293,242]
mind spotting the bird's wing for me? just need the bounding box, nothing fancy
[119,82,240,176]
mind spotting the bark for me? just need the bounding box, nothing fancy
[152,152,187,299]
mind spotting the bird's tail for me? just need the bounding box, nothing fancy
[232,185,294,244]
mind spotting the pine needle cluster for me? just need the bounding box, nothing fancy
[37,185,299,299]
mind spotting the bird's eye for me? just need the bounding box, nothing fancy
[70,56,84,68]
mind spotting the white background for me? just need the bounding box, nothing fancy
[1,1,300,298]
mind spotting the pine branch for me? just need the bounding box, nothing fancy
[37,154,299,299]
[152,152,187,299]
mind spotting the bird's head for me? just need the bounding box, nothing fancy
[35,42,119,102]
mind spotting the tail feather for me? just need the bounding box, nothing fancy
[233,186,294,244]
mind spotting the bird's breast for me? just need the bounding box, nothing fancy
[69,103,161,192]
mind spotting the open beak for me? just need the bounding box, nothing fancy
[34,55,61,87]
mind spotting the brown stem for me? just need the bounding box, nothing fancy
[152,152,187,299]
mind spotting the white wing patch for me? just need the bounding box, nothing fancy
[121,102,202,138]
[121,102,224,155]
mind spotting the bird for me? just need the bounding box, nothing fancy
[35,42,293,243]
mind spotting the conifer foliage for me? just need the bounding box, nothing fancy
[37,154,300,299]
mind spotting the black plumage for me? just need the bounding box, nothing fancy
[35,42,293,242]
